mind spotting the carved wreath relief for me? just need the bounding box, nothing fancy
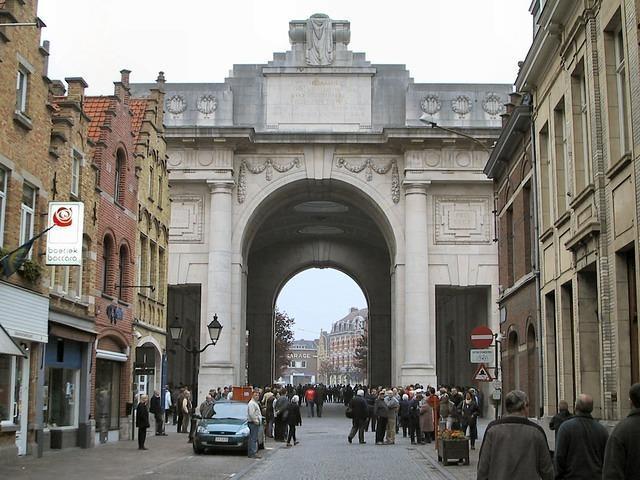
[335,157,400,204]
[482,92,505,116]
[451,95,472,117]
[166,95,187,115]
[420,94,441,115]
[236,157,302,203]
[197,95,217,117]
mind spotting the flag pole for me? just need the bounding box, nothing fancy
[0,224,55,264]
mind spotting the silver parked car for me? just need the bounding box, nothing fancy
[193,400,265,454]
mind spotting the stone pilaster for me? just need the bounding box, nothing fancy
[199,179,235,394]
[400,179,436,386]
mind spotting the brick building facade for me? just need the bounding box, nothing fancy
[0,0,52,461]
[85,70,139,442]
[131,73,170,400]
[44,76,98,450]
[511,0,640,421]
[484,93,540,416]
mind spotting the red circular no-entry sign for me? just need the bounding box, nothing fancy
[470,326,494,348]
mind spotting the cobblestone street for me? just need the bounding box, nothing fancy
[0,403,487,480]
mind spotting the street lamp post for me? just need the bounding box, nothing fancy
[169,314,223,401]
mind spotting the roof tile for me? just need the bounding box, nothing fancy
[129,99,147,140]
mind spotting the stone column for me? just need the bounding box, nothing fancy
[199,179,235,394]
[401,180,435,386]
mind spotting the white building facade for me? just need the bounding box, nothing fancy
[133,14,508,399]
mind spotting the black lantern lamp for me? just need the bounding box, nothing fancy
[169,313,223,354]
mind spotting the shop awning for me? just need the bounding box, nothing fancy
[0,322,26,357]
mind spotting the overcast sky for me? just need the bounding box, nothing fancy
[38,0,534,339]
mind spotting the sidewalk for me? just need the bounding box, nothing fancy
[0,423,272,479]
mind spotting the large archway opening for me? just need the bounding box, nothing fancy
[274,268,368,386]
[243,179,393,387]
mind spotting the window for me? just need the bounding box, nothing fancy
[149,243,157,299]
[16,67,29,114]
[118,245,128,301]
[0,355,23,425]
[0,167,6,247]
[148,166,154,200]
[538,124,551,230]
[157,174,163,208]
[614,29,629,155]
[114,149,125,204]
[71,150,82,197]
[20,183,36,258]
[553,99,569,216]
[102,236,113,295]
[571,62,591,192]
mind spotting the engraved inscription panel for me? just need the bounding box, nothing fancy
[265,75,372,130]
[169,195,204,243]
[434,197,491,244]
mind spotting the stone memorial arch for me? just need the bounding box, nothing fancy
[133,14,509,398]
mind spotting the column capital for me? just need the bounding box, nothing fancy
[402,180,430,195]
[206,179,235,194]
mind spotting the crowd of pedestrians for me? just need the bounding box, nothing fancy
[132,381,640,479]
[342,384,481,448]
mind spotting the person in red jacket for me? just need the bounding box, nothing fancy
[305,386,316,417]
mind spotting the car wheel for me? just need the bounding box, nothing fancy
[193,444,204,454]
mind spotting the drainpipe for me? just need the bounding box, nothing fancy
[526,93,546,418]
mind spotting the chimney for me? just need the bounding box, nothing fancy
[65,77,88,102]
[156,71,166,89]
[42,40,50,77]
[50,80,66,97]
[114,68,131,105]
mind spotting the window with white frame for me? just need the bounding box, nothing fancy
[16,66,29,114]
[0,167,6,247]
[71,150,82,197]
[614,28,630,155]
[0,354,22,425]
[20,183,36,258]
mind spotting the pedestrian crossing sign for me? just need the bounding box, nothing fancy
[473,363,493,382]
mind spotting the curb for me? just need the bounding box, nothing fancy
[412,445,460,480]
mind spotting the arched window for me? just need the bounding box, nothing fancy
[102,235,114,295]
[118,244,128,301]
[114,149,126,204]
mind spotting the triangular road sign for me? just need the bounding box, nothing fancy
[473,363,493,382]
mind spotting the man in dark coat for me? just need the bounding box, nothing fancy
[274,390,289,442]
[477,390,553,480]
[315,384,325,417]
[347,389,369,444]
[136,395,150,450]
[549,399,572,445]
[602,383,640,479]
[149,390,165,436]
[554,393,608,479]
[374,390,389,445]
[365,388,377,432]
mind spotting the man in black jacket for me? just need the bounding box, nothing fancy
[602,383,640,479]
[365,388,377,432]
[136,395,150,450]
[554,394,608,479]
[549,399,572,445]
[347,389,368,444]
[149,390,165,436]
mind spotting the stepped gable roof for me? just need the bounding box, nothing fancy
[129,98,147,140]
[83,96,114,142]
[331,307,367,334]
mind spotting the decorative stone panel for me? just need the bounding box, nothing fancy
[434,196,491,244]
[169,194,204,242]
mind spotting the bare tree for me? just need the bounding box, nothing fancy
[274,307,295,380]
[354,323,368,381]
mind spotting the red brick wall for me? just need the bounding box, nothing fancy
[88,81,138,424]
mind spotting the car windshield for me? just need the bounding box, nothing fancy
[206,403,248,425]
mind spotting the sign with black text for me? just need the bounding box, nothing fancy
[46,202,84,265]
